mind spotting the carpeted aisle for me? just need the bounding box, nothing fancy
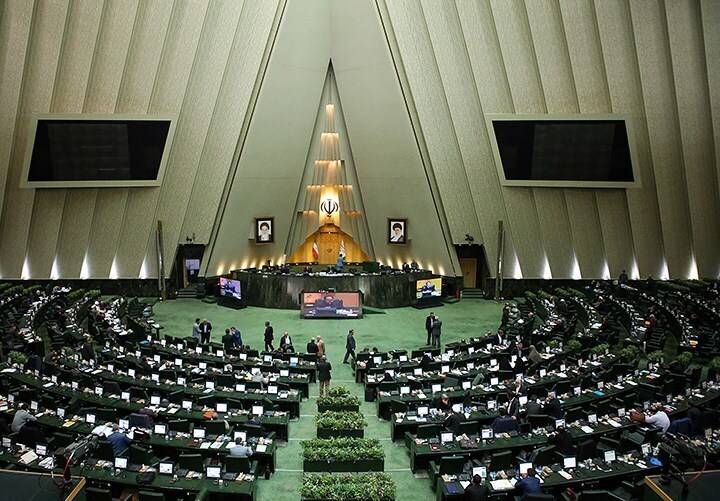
[151,298,504,501]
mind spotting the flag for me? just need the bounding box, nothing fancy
[339,240,346,258]
[312,241,319,260]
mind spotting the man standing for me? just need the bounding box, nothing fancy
[199,318,212,344]
[317,355,332,397]
[431,316,442,348]
[192,318,201,342]
[316,336,326,358]
[264,321,274,352]
[307,337,319,354]
[222,329,234,352]
[425,312,436,346]
[343,329,356,364]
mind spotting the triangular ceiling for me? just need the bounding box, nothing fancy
[203,0,459,277]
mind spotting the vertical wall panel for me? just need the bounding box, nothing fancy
[55,190,97,277]
[25,190,65,277]
[631,0,694,278]
[0,0,70,278]
[666,0,720,278]
[0,1,33,229]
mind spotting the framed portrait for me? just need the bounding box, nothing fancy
[388,218,407,244]
[255,217,274,244]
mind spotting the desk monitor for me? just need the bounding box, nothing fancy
[432,384,442,394]
[289,357,299,364]
[182,400,192,410]
[468,347,475,355]
[216,403,228,413]
[118,419,129,430]
[268,386,278,395]
[72,381,79,390]
[151,396,161,406]
[127,369,135,378]
[617,407,626,418]
[280,369,289,377]
[519,396,528,406]
[198,361,207,370]
[206,465,222,479]
[57,407,66,419]
[154,424,167,435]
[121,391,131,402]
[451,403,463,413]
[641,443,651,455]
[153,355,161,363]
[539,369,547,378]
[159,461,174,475]
[399,355,408,362]
[490,377,499,386]
[588,413,597,424]
[263,355,273,363]
[400,386,410,395]
[441,365,451,374]
[555,419,565,429]
[519,462,533,475]
[490,359,498,367]
[604,450,616,462]
[440,432,453,444]
[177,377,186,386]
[86,413,96,424]
[574,387,581,396]
[205,381,215,390]
[487,400,497,411]
[414,368,423,376]
[196,347,203,354]
[2,437,11,448]
[417,406,429,416]
[563,457,577,469]
[252,405,264,416]
[374,357,383,365]
[35,443,47,456]
[236,384,246,392]
[462,381,471,390]
[234,431,247,443]
[481,429,493,440]
[416,278,442,299]
[115,457,128,470]
[473,466,487,478]
[94,387,103,397]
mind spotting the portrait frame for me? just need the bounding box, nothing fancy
[255,217,274,244]
[388,218,407,245]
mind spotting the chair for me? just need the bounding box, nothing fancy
[102,381,122,396]
[417,424,442,439]
[489,450,513,471]
[178,453,205,472]
[242,424,263,438]
[577,490,624,500]
[129,444,154,466]
[93,440,116,461]
[138,492,165,501]
[529,445,556,466]
[390,399,408,414]
[457,421,477,436]
[575,439,596,461]
[129,413,152,429]
[205,420,227,436]
[95,408,117,423]
[528,414,550,430]
[225,455,253,474]
[85,487,113,501]
[438,455,465,475]
[526,494,556,501]
[168,419,190,433]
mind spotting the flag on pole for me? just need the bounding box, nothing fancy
[312,241,319,260]
[339,240,346,258]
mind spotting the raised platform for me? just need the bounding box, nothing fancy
[230,269,434,309]
[645,470,720,501]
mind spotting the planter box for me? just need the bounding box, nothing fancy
[317,404,360,413]
[317,428,364,439]
[303,458,384,472]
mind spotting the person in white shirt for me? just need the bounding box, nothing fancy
[630,405,670,432]
[11,404,36,433]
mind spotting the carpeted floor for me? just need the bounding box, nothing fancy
[151,298,504,501]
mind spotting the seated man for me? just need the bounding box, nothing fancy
[547,425,575,455]
[434,393,452,412]
[515,468,541,500]
[464,474,489,500]
[229,440,253,457]
[490,408,517,434]
[630,405,670,432]
[107,426,132,455]
[443,410,466,435]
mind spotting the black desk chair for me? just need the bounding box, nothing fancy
[85,487,113,501]
[205,420,227,437]
[457,421,477,436]
[225,455,258,475]
[575,439,596,461]
[102,381,122,396]
[179,453,205,472]
[577,490,624,500]
[525,494,556,501]
[138,492,165,501]
[489,450,513,471]
[417,424,442,439]
[168,419,190,433]
[93,440,116,461]
[129,413,152,429]
[95,408,117,423]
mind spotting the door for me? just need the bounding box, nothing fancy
[459,258,477,289]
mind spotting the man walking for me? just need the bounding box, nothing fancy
[199,318,212,344]
[431,316,442,347]
[264,321,274,352]
[425,312,436,346]
[343,329,356,364]
[317,355,332,397]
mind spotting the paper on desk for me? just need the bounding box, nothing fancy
[200,442,211,449]
[256,444,267,453]
[581,426,594,433]
[607,420,622,428]
[460,481,470,489]
[490,479,514,490]
[558,470,573,480]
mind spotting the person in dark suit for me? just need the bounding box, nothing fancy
[515,468,541,500]
[425,312,437,346]
[464,474,489,500]
[489,330,506,346]
[343,329,356,364]
[506,392,520,419]
[222,329,234,352]
[431,317,442,348]
[547,425,575,455]
[543,395,563,419]
[317,355,332,397]
[307,338,319,354]
[524,395,542,418]
[491,408,517,434]
[444,410,466,435]
[199,319,212,344]
[263,321,274,351]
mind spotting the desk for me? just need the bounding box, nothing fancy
[0,468,85,500]
[644,470,720,501]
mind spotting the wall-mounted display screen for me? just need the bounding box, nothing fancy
[301,292,362,318]
[416,278,442,299]
[22,114,176,188]
[219,278,242,300]
[486,114,639,188]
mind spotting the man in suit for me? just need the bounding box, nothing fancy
[317,355,332,397]
[506,391,521,419]
[547,425,575,455]
[464,474,489,500]
[192,318,201,341]
[524,394,542,417]
[307,338,319,354]
[199,318,212,344]
[543,394,563,419]
[263,321,274,351]
[222,329,235,352]
[491,408,517,434]
[431,316,442,348]
[343,329,356,364]
[515,468,541,500]
[425,312,436,346]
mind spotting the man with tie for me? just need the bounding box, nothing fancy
[425,312,436,346]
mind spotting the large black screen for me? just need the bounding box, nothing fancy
[26,118,172,182]
[492,120,634,183]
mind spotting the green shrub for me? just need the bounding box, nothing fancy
[620,345,640,361]
[8,351,28,365]
[590,343,609,355]
[301,472,395,500]
[5,285,23,296]
[548,339,560,349]
[677,351,693,367]
[525,291,537,301]
[318,387,360,408]
[316,411,367,430]
[709,357,720,371]
[537,290,552,300]
[85,289,102,299]
[566,340,582,351]
[647,350,665,363]
[300,437,384,462]
[656,282,691,294]
[67,289,87,302]
[566,288,587,299]
[23,285,44,294]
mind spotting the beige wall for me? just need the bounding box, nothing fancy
[2,0,718,281]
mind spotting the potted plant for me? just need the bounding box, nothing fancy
[301,437,384,472]
[301,472,396,500]
[589,343,609,356]
[316,411,367,438]
[647,350,665,364]
[566,340,582,352]
[8,351,28,366]
[676,351,693,368]
[620,345,640,362]
[707,357,720,382]
[317,387,360,412]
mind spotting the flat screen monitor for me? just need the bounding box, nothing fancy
[432,384,442,394]
[86,413,96,425]
[57,408,65,419]
[641,443,651,455]
[206,465,221,479]
[416,278,442,299]
[182,400,192,410]
[555,419,565,429]
[519,462,533,475]
[35,444,47,456]
[193,428,206,439]
[234,431,247,443]
[519,396,528,406]
[301,292,362,318]
[473,466,487,478]
[121,391,131,402]
[235,384,246,392]
[481,429,493,440]
[588,413,597,424]
[151,396,161,406]
[252,405,263,416]
[22,114,177,188]
[115,457,128,470]
[159,461,174,475]
[2,437,11,448]
[604,450,616,462]
[487,400,497,411]
[280,370,289,377]
[563,457,577,469]
[118,419,129,430]
[487,115,638,188]
[216,403,227,413]
[219,278,242,300]
[440,432,453,444]
[154,424,167,435]
[417,406,429,416]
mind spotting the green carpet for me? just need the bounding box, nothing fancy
[151,299,504,501]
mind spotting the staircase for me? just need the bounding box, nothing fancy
[176,283,205,299]
[462,288,485,299]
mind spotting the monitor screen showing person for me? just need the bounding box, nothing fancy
[301,292,362,318]
[219,277,242,300]
[416,278,442,299]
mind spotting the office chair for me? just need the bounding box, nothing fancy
[529,445,556,466]
[93,440,117,461]
[489,450,513,471]
[575,439,596,461]
[84,487,113,501]
[224,455,253,474]
[95,408,117,423]
[178,453,205,472]
[129,444,155,466]
[417,424,442,439]
[457,421,477,436]
[138,492,165,501]
[102,381,122,396]
[526,494,556,501]
[241,424,264,439]
[577,490,624,500]
[168,419,190,433]
[205,420,227,436]
[528,414,551,430]
[390,399,408,414]
[438,456,465,475]
[129,413,152,429]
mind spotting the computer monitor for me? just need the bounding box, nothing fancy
[121,391,131,402]
[57,408,65,419]
[127,369,135,378]
[206,465,222,479]
[539,369,546,377]
[119,419,129,430]
[588,413,597,424]
[177,377,186,386]
[400,355,408,362]
[418,406,429,416]
[2,437,11,448]
[199,361,207,370]
[216,350,224,358]
[374,356,382,365]
[441,365,450,373]
[216,403,227,413]
[432,384,442,393]
[205,381,215,390]
[252,405,263,416]
[263,355,272,363]
[604,450,616,462]
[268,386,278,395]
[481,429,494,440]
[617,408,626,418]
[35,443,47,456]
[234,431,247,443]
[563,457,577,469]
[440,432,453,444]
[115,457,128,470]
[641,443,651,455]
[86,413,96,424]
[519,462,533,475]
[182,400,192,410]
[174,358,182,367]
[487,400,497,411]
[151,374,160,383]
[555,419,565,429]
[151,396,161,406]
[400,386,410,395]
[236,384,246,392]
[473,466,487,478]
[280,370,289,377]
[154,424,167,435]
[490,377,499,386]
[193,428,206,439]
[414,368,422,376]
[519,395,528,406]
[290,357,299,364]
[159,461,174,475]
[462,381,471,390]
